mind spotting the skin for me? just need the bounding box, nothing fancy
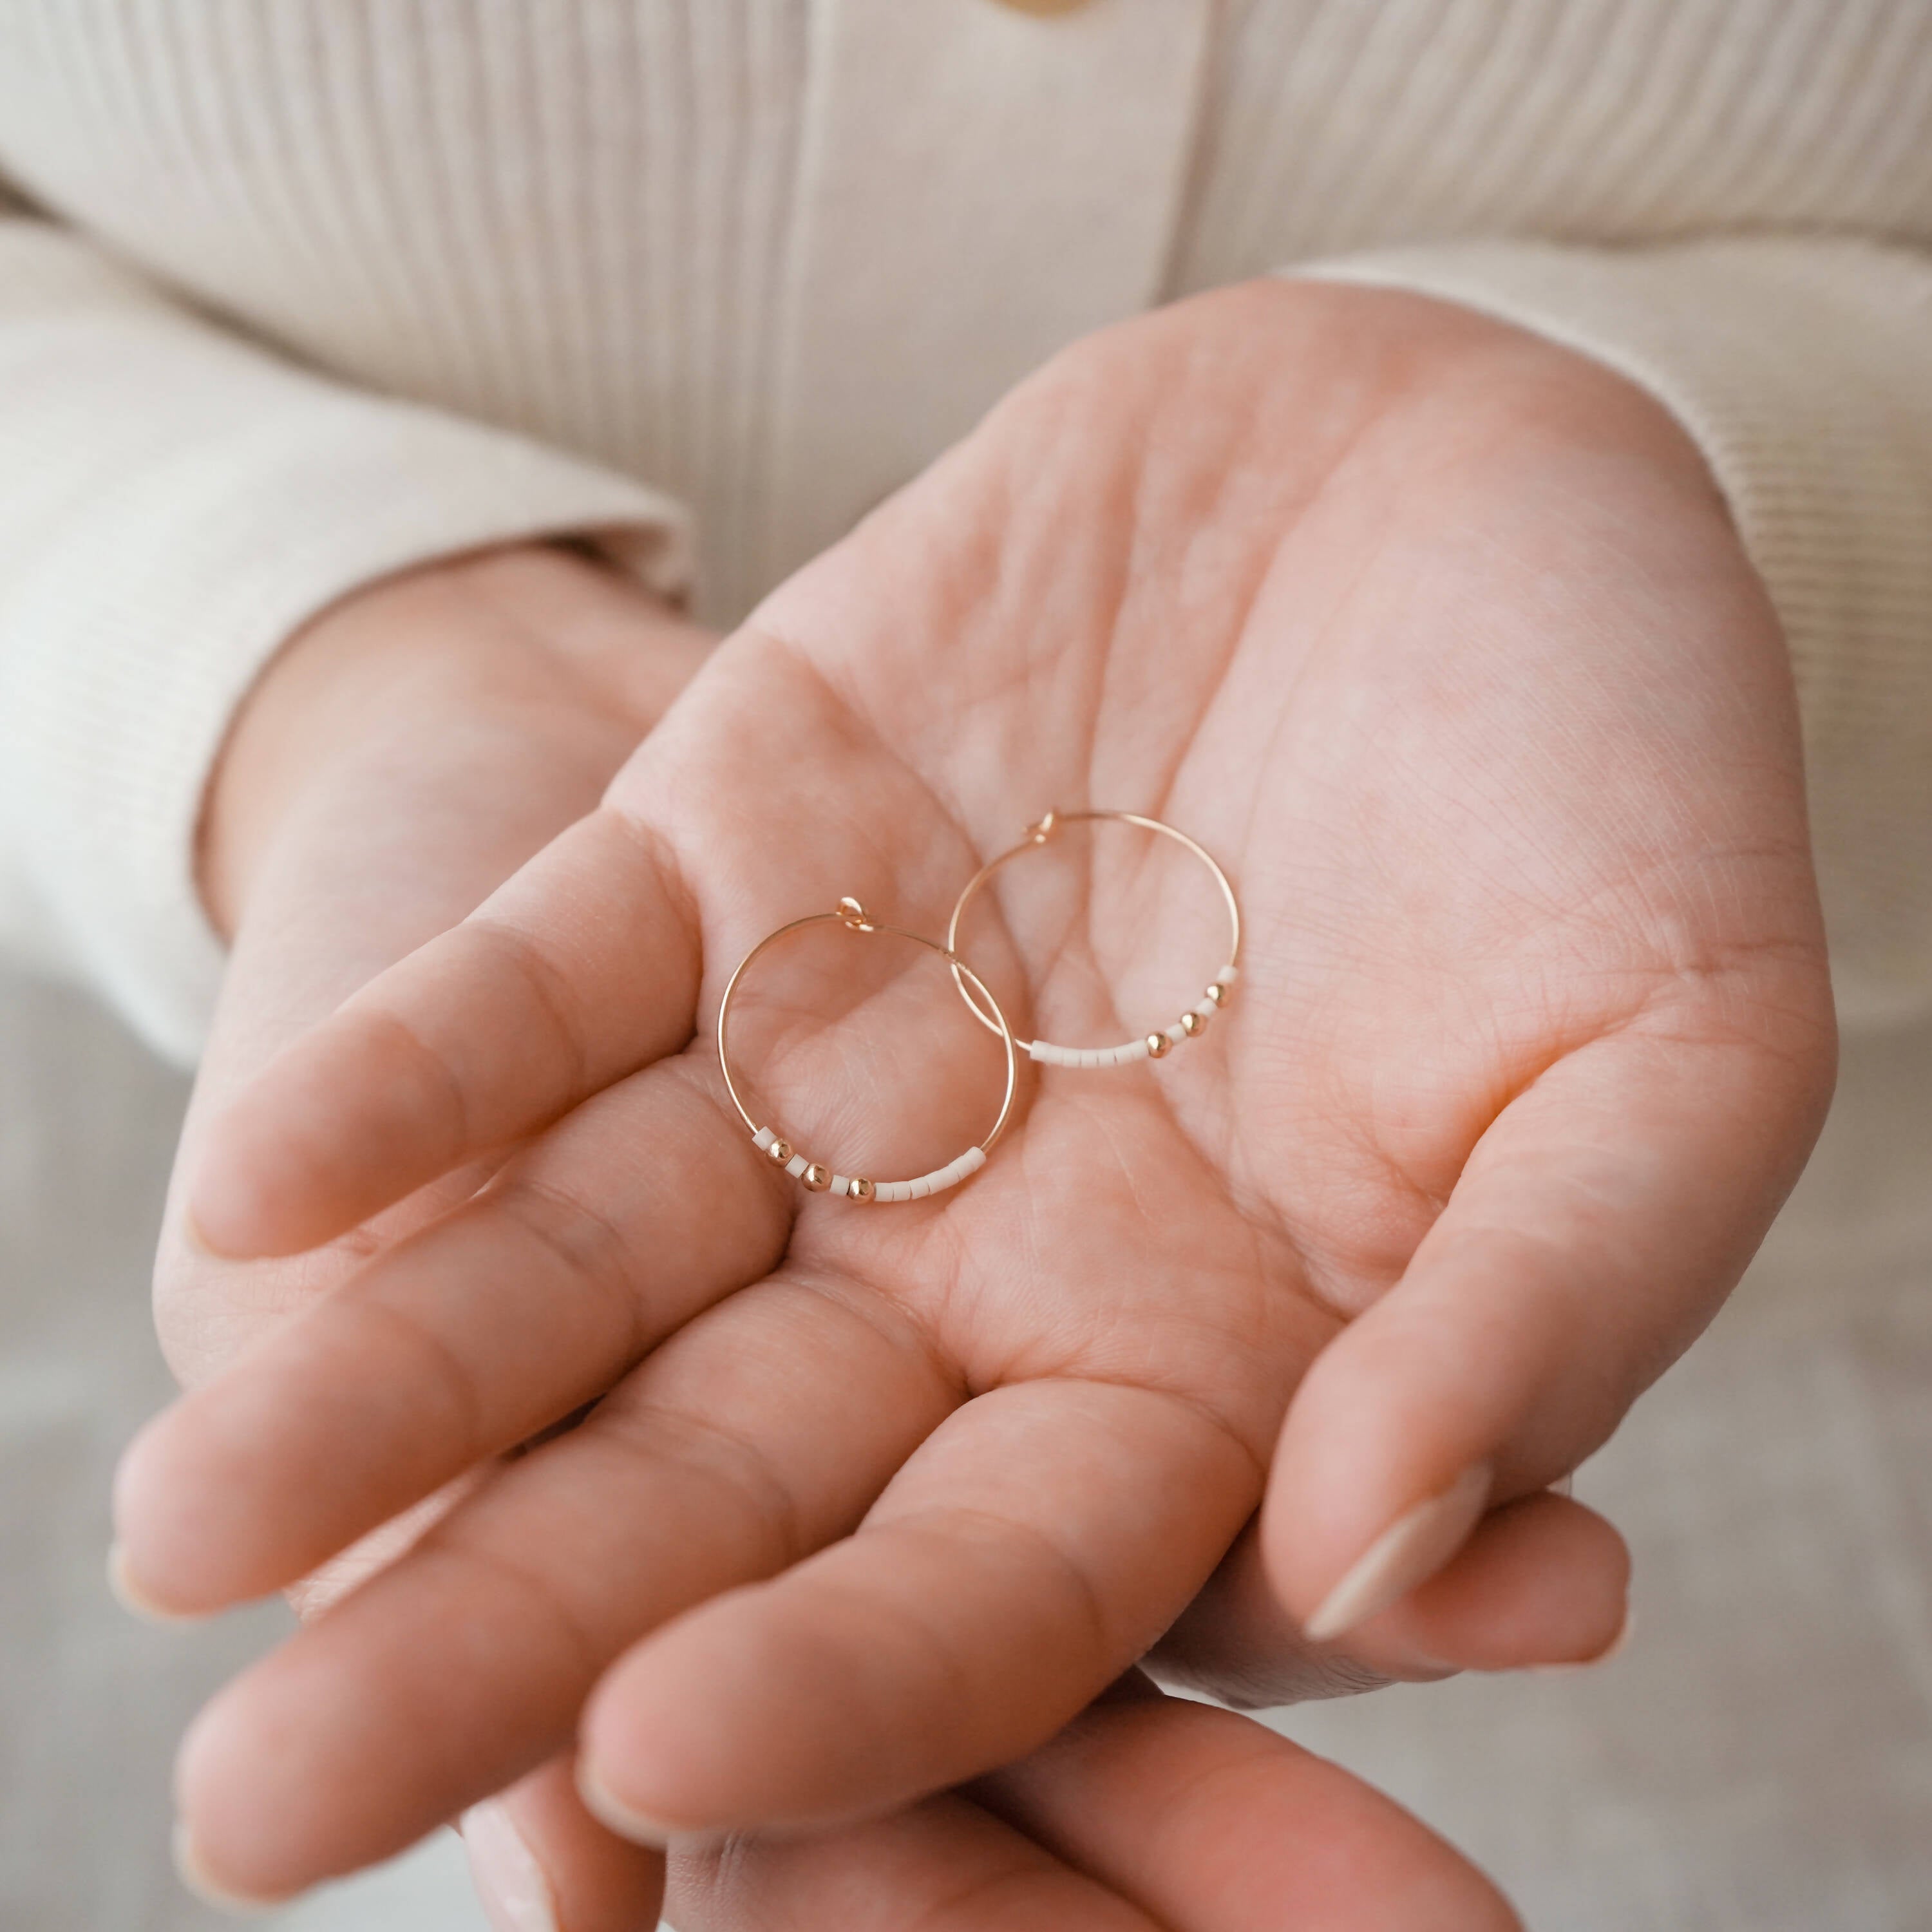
[116,280,1831,1923]
[155,536,1602,1932]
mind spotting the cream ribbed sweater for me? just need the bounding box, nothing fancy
[0,0,1926,1059]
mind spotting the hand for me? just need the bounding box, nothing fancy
[669,1505,1622,1932]
[670,1672,1507,1932]
[120,282,1831,1907]
[134,527,1593,1932]
[145,533,1545,1932]
[129,541,714,1925]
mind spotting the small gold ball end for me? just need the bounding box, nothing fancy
[1146,1032,1172,1059]
[802,1162,831,1192]
[849,1177,875,1203]
[1180,1010,1206,1037]
[766,1138,793,1166]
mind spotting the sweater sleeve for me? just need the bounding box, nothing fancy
[1294,236,1932,1034]
[0,213,692,1064]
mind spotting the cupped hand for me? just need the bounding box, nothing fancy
[135,529,1572,1932]
[121,281,1832,1907]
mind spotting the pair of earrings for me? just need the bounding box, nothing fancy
[715,809,1241,1206]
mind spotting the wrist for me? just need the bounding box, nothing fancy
[196,544,712,938]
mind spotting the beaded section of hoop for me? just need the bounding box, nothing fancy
[949,812,1242,1072]
[872,1148,988,1203]
[1026,965,1239,1067]
[752,1126,987,1203]
[721,902,1016,1207]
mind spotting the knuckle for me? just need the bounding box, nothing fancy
[468,919,597,1103]
[493,1175,646,1345]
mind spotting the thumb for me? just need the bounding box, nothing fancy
[1265,1006,1832,1640]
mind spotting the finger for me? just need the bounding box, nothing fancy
[972,1674,1520,1932]
[1377,1488,1630,1669]
[153,715,629,1390]
[187,804,703,1260]
[1265,1019,1829,1642]
[171,1274,956,1904]
[465,1757,665,1932]
[1153,1490,1629,1705]
[116,1056,787,1615]
[669,1792,1166,1932]
[578,1378,1261,1839]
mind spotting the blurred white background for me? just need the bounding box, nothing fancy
[3,962,1927,1931]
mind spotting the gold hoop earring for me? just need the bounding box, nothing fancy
[947,810,1240,1068]
[717,896,1019,1203]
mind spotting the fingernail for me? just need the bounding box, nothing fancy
[108,1543,201,1624]
[183,1182,256,1261]
[171,1821,281,1917]
[1304,1463,1492,1643]
[1601,1604,1634,1660]
[463,1801,559,1932]
[1533,1604,1634,1674]
[576,1762,681,1848]
[180,1202,217,1256]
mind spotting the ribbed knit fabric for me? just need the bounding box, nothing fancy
[0,224,690,1059]
[0,0,1925,1053]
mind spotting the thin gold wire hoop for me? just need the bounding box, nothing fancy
[717,896,1019,1203]
[946,810,1242,1069]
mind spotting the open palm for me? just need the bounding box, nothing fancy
[123,281,1832,1909]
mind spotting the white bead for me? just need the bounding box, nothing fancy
[785,1153,808,1178]
[856,1145,989,1204]
[753,1126,777,1150]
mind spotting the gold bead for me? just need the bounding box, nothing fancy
[1180,1010,1206,1037]
[801,1162,831,1192]
[1146,1032,1172,1059]
[1205,982,1229,1007]
[848,1177,876,1203]
[765,1137,793,1166]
